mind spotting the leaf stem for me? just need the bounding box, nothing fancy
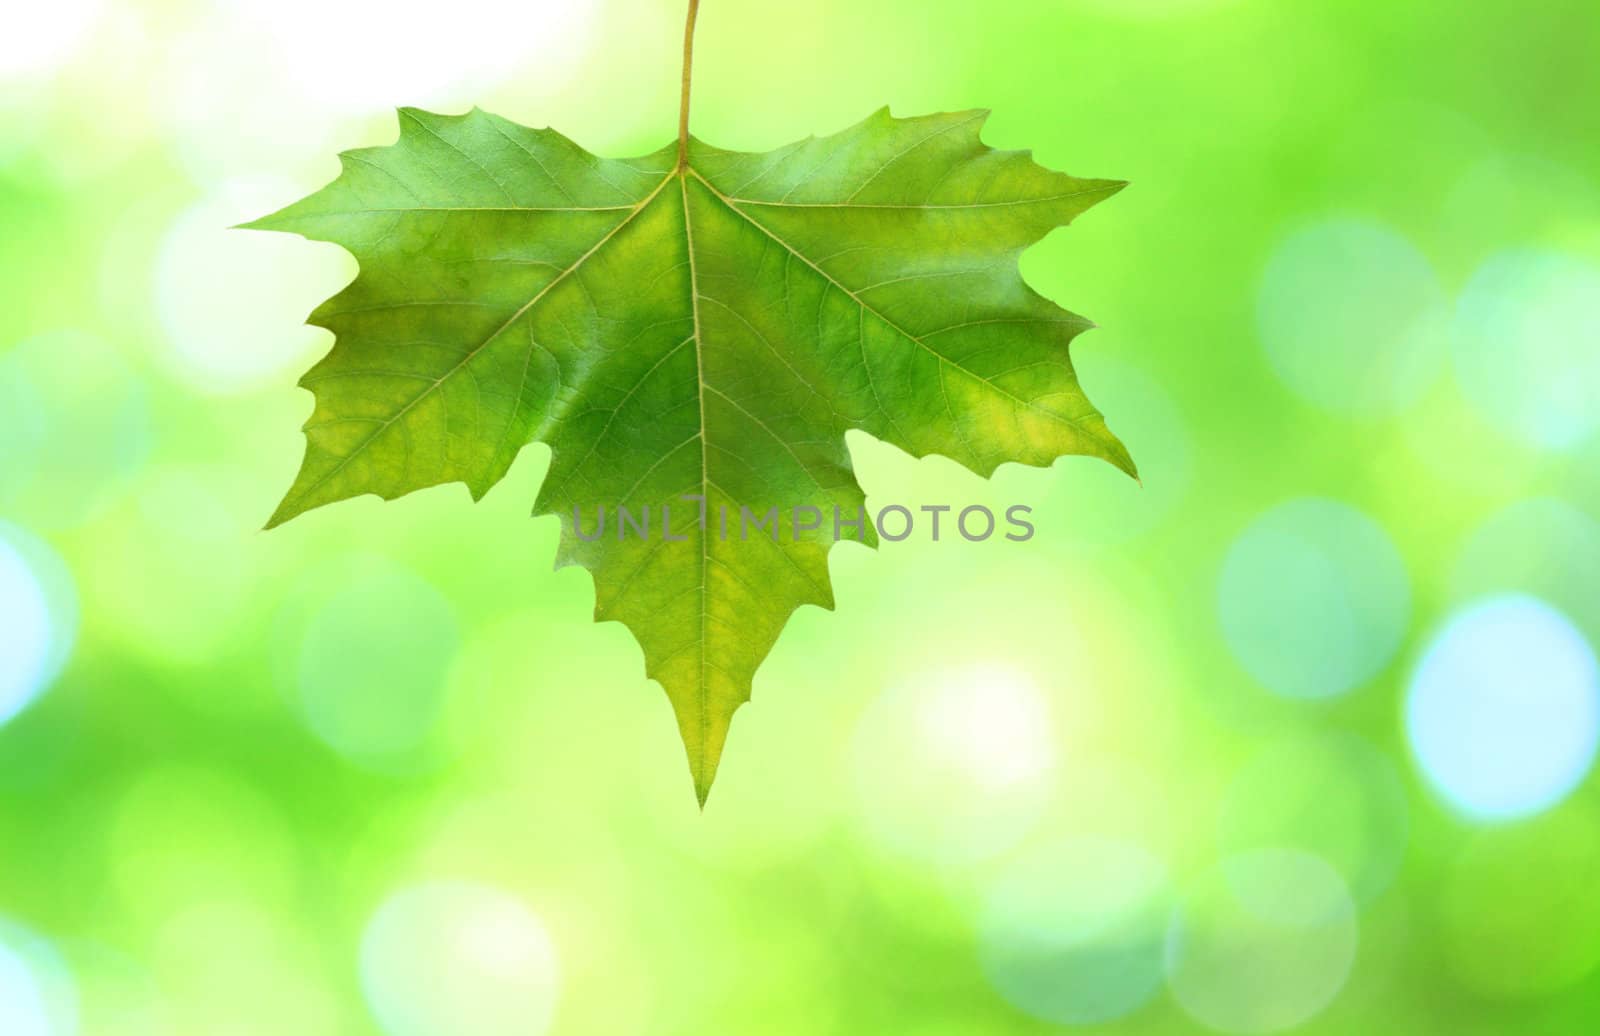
[677,0,701,170]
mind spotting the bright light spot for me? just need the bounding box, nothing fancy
[979,837,1172,1024]
[1406,595,1600,821]
[154,184,349,395]
[159,1,600,183]
[0,0,103,82]
[918,666,1053,787]
[157,12,347,187]
[1220,733,1408,903]
[1166,849,1358,1034]
[0,941,51,1036]
[1219,499,1409,699]
[0,921,77,1036]
[852,664,1057,866]
[0,541,52,726]
[360,882,558,1036]
[236,0,598,116]
[295,564,459,772]
[0,331,149,529]
[1258,219,1447,416]
[0,524,76,728]
[1454,251,1600,450]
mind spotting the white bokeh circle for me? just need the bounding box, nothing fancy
[1453,251,1600,451]
[360,881,559,1036]
[1407,595,1600,821]
[154,183,350,395]
[0,0,104,83]
[852,664,1057,867]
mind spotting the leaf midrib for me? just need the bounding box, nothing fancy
[677,171,713,782]
[279,153,1117,524]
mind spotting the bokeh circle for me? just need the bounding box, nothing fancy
[1407,595,1600,821]
[1453,251,1600,451]
[360,881,558,1036]
[1258,219,1447,416]
[979,837,1172,1024]
[1219,499,1409,699]
[0,523,77,730]
[1166,849,1359,1034]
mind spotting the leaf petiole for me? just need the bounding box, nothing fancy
[677,0,701,170]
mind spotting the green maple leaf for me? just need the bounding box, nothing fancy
[247,8,1133,803]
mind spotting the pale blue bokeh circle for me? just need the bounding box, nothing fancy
[979,837,1172,1024]
[1258,219,1448,416]
[0,920,76,1036]
[0,945,51,1036]
[0,523,78,729]
[1407,595,1600,821]
[0,331,150,529]
[1219,499,1410,699]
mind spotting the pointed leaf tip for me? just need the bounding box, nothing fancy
[250,106,1132,803]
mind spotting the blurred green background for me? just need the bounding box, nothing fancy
[4,0,1600,1032]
